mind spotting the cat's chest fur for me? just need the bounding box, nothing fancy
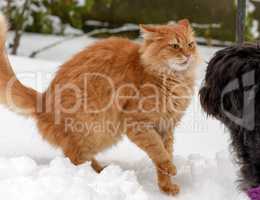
[143,70,196,125]
[161,75,194,120]
[155,73,195,137]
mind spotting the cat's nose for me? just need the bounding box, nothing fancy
[183,54,191,60]
[184,54,191,60]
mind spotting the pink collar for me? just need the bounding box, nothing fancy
[248,187,260,200]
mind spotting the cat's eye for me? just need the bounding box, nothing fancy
[170,43,180,49]
[188,42,194,48]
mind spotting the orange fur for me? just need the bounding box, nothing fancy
[0,15,199,196]
[0,15,38,114]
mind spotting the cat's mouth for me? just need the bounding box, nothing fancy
[179,59,189,66]
[167,57,192,71]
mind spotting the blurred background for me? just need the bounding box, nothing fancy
[0,0,259,58]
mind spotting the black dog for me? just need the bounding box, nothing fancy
[199,44,260,190]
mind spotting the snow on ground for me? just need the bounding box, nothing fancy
[0,154,248,200]
[7,32,96,62]
[0,33,249,199]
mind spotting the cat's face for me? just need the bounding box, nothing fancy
[140,20,198,72]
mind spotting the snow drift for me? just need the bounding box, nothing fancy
[0,154,248,200]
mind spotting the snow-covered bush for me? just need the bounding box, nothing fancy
[0,0,53,54]
[0,0,87,35]
[0,0,91,54]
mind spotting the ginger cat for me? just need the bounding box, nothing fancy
[0,14,199,196]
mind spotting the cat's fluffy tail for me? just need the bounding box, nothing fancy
[0,14,40,116]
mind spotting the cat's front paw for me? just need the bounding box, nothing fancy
[158,161,177,176]
[160,182,180,196]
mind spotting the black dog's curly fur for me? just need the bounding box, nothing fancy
[200,44,260,190]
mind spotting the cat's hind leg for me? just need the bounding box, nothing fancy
[91,158,105,173]
[62,134,106,173]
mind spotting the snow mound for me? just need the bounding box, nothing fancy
[0,157,147,200]
[0,153,249,200]
[172,153,248,200]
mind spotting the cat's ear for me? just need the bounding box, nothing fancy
[178,19,191,29]
[140,24,160,40]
